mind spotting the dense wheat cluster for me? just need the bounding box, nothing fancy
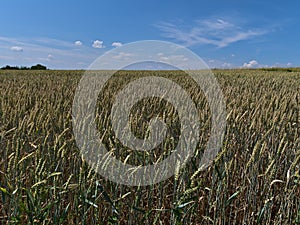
[0,69,299,224]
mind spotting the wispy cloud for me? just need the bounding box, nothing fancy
[112,52,134,60]
[156,18,268,48]
[33,38,77,49]
[206,58,235,69]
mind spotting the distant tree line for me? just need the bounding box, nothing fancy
[1,64,48,70]
[259,67,296,72]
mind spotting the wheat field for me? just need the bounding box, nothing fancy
[0,69,299,224]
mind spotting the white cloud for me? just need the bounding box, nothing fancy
[156,18,267,48]
[243,60,258,68]
[92,40,104,48]
[287,62,292,67]
[112,42,122,47]
[47,54,54,60]
[74,41,83,46]
[11,46,23,52]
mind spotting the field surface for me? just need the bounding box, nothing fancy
[0,69,299,224]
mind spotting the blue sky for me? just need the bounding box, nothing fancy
[0,0,299,69]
